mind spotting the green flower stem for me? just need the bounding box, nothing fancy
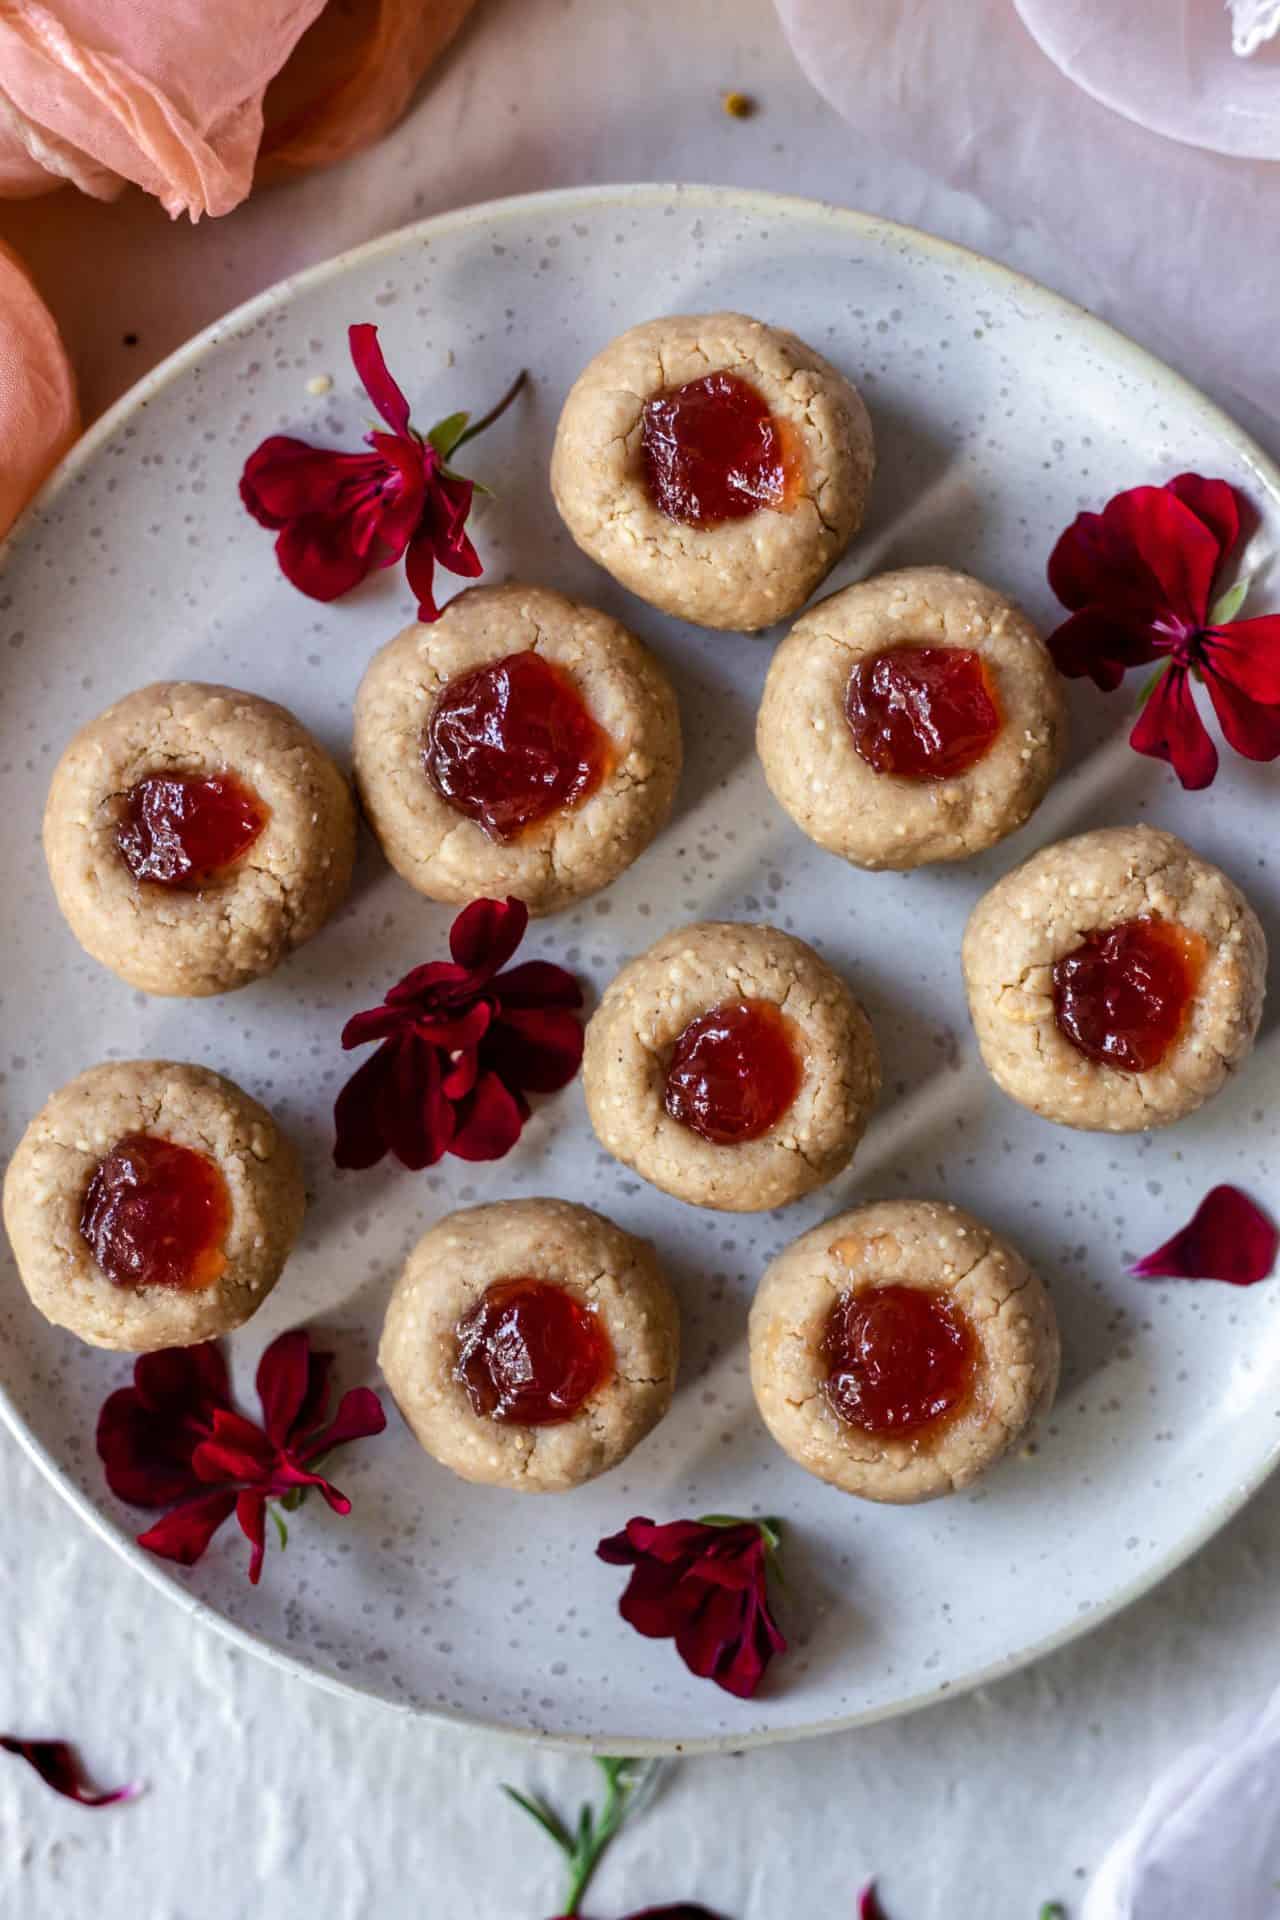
[503,1755,662,1916]
[451,369,529,452]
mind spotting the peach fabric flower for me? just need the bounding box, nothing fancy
[258,0,477,184]
[0,0,328,219]
[0,239,77,537]
[0,0,478,219]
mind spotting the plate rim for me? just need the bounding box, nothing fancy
[4,179,1279,1756]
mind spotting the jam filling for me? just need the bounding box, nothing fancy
[640,370,798,529]
[822,1283,978,1439]
[117,772,268,889]
[1052,915,1206,1073]
[844,644,1002,781]
[80,1133,232,1292]
[423,650,611,842]
[453,1277,613,1426]
[663,998,803,1146]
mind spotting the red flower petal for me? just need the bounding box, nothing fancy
[1047,607,1161,689]
[1129,666,1219,789]
[488,1004,586,1094]
[348,322,413,438]
[136,1488,238,1566]
[298,1385,387,1461]
[236,1490,268,1586]
[240,438,383,528]
[0,1738,139,1808]
[403,526,440,621]
[1204,666,1280,763]
[858,1885,890,1920]
[274,513,373,603]
[191,1407,275,1485]
[448,1069,528,1160]
[491,959,585,1011]
[1205,614,1280,706]
[382,1033,456,1170]
[1104,484,1224,628]
[333,1043,399,1169]
[96,1344,232,1508]
[1130,1185,1278,1286]
[255,1329,317,1449]
[597,1517,787,1700]
[1167,472,1241,559]
[449,895,529,975]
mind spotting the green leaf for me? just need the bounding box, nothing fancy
[426,410,471,462]
[1134,660,1171,711]
[270,1506,288,1552]
[1037,1904,1068,1919]
[501,1785,574,1856]
[1210,575,1249,626]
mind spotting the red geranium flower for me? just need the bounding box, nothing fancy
[1047,472,1280,788]
[333,895,584,1172]
[240,323,525,621]
[0,1738,139,1808]
[96,1331,385,1585]
[596,1516,787,1700]
[1130,1184,1278,1287]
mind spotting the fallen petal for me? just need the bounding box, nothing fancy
[0,1738,139,1808]
[1131,1186,1278,1286]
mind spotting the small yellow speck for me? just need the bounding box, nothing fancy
[306,373,333,396]
[722,90,757,119]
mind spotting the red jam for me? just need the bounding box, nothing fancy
[822,1283,978,1439]
[117,772,268,889]
[640,370,798,528]
[453,1277,613,1426]
[1052,916,1206,1073]
[423,650,611,842]
[663,998,803,1146]
[844,644,1002,781]
[80,1134,232,1292]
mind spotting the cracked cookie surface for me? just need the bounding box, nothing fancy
[550,312,874,631]
[353,583,682,916]
[757,566,1066,869]
[378,1198,679,1492]
[583,920,880,1212]
[43,681,356,996]
[3,1059,305,1351]
[962,825,1267,1131]
[749,1198,1059,1503]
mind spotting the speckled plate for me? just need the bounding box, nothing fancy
[2,185,1278,1753]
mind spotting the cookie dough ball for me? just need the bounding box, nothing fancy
[758,567,1066,870]
[3,1060,305,1351]
[378,1199,679,1492]
[963,825,1266,1132]
[551,312,874,632]
[44,682,356,997]
[353,583,681,916]
[749,1199,1059,1504]
[583,921,880,1212]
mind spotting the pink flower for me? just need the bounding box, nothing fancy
[240,323,524,620]
[1130,1185,1278,1287]
[96,1331,385,1584]
[1047,472,1280,788]
[0,1738,138,1808]
[333,896,584,1172]
[596,1516,787,1700]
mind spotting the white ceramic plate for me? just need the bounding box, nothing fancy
[2,185,1278,1754]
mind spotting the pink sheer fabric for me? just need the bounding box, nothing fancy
[0,239,77,537]
[0,0,327,219]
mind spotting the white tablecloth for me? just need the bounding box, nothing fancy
[3,3,1278,1915]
